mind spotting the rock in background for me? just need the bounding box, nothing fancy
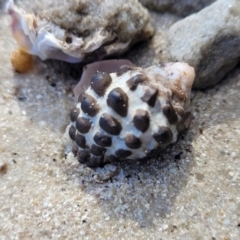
[168,0,240,89]
[128,0,240,89]
[139,0,215,16]
[125,11,180,67]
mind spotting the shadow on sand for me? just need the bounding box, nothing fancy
[12,47,240,227]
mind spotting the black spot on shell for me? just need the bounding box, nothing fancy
[93,132,112,147]
[76,117,92,134]
[99,113,122,135]
[141,86,158,107]
[69,125,76,141]
[79,93,100,117]
[175,107,185,117]
[145,148,161,157]
[75,133,86,148]
[124,134,142,149]
[126,74,146,91]
[133,109,150,132]
[90,71,112,96]
[116,65,136,76]
[70,107,80,122]
[82,29,90,38]
[176,111,191,132]
[153,126,173,144]
[87,155,104,167]
[163,104,178,125]
[107,87,128,117]
[115,149,132,158]
[65,36,72,44]
[77,149,90,164]
[90,144,106,156]
[72,145,78,157]
[106,154,119,162]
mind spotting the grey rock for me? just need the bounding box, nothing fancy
[168,0,240,89]
[139,0,215,17]
[0,1,7,10]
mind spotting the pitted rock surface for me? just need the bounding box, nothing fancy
[139,0,215,17]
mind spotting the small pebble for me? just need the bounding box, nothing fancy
[0,163,8,174]
[11,48,33,73]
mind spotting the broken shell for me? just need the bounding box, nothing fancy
[6,0,154,63]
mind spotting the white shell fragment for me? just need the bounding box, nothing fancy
[68,62,195,167]
[6,0,154,63]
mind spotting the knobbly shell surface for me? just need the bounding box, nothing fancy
[7,0,154,63]
[73,59,135,98]
[68,62,195,167]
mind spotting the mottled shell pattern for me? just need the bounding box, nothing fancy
[68,62,195,167]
